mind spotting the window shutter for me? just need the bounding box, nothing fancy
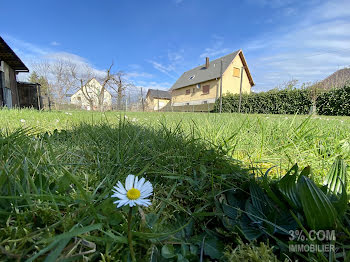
[233,67,240,77]
[202,85,210,94]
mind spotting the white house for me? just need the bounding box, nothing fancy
[70,78,112,110]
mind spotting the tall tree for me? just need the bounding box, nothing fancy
[30,59,133,111]
[28,71,49,95]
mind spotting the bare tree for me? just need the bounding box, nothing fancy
[31,59,78,108]
[31,58,133,111]
[108,71,134,110]
[31,60,52,96]
[51,59,78,105]
[73,62,132,111]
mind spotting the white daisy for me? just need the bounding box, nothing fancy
[112,174,153,208]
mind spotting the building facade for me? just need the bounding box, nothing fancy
[70,78,112,110]
[145,89,171,111]
[0,36,30,108]
[170,50,254,111]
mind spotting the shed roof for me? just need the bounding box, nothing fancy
[0,36,29,72]
[170,50,254,90]
[146,89,171,99]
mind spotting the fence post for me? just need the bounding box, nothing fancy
[238,66,244,113]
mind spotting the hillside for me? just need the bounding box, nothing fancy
[316,67,350,90]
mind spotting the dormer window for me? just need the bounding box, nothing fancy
[189,75,195,80]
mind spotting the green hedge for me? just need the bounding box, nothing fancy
[215,89,313,114]
[316,84,350,116]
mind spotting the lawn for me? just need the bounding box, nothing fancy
[0,109,349,261]
[2,109,349,180]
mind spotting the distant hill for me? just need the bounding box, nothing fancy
[316,68,350,90]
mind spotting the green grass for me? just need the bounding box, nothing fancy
[0,108,349,261]
[2,109,349,181]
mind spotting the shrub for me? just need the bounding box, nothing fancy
[216,88,313,114]
[316,84,350,115]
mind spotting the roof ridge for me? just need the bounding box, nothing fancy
[170,50,241,90]
[182,49,241,73]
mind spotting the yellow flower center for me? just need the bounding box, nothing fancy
[127,188,141,200]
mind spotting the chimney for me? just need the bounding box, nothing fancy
[205,57,209,68]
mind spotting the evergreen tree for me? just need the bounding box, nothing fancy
[28,71,49,95]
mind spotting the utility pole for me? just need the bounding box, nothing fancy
[141,87,144,112]
[238,66,244,113]
[125,92,128,112]
[128,92,131,111]
[157,89,160,112]
[36,83,41,110]
[219,59,223,113]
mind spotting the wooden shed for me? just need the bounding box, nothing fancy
[0,36,42,109]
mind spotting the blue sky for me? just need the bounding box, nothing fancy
[2,0,350,92]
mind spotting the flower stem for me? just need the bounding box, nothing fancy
[128,207,136,262]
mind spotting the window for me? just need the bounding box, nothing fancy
[77,96,81,101]
[186,89,190,95]
[233,67,240,77]
[186,103,190,106]
[203,101,208,104]
[202,85,210,94]
[189,75,195,80]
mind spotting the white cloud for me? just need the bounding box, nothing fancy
[50,41,60,46]
[200,35,232,59]
[136,80,172,91]
[3,35,165,93]
[243,0,350,91]
[126,72,153,79]
[283,7,297,16]
[148,60,176,78]
[245,0,296,8]
[128,64,142,70]
[1,35,115,84]
[148,49,185,78]
[309,0,350,20]
[3,34,49,58]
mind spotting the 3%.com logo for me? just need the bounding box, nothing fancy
[289,230,336,242]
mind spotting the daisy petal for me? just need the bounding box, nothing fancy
[111,175,153,208]
[112,186,127,195]
[116,181,127,194]
[135,177,145,190]
[136,199,151,207]
[114,199,129,208]
[125,175,135,190]
[134,176,139,189]
[140,181,153,195]
[117,199,130,208]
[111,192,127,200]
[139,192,152,198]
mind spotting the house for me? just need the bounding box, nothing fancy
[170,49,254,111]
[70,78,112,110]
[145,89,171,111]
[0,36,39,108]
